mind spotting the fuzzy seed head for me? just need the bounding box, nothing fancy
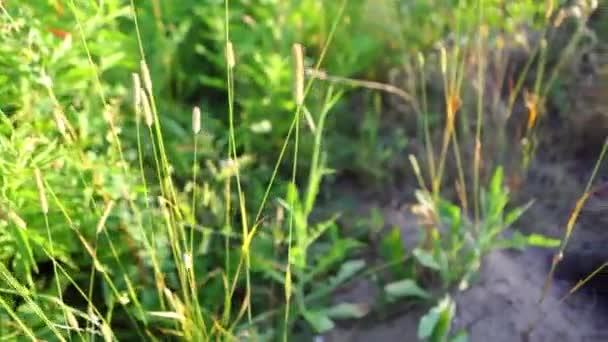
[8,211,26,230]
[292,43,304,106]
[226,41,235,68]
[34,168,48,214]
[192,106,201,134]
[53,107,66,136]
[66,311,79,330]
[140,60,153,93]
[141,89,154,127]
[183,253,193,270]
[102,105,113,124]
[101,323,112,342]
[440,45,447,75]
[284,266,292,301]
[408,154,421,177]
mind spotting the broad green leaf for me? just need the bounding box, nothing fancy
[309,239,362,280]
[418,307,440,339]
[432,296,456,341]
[322,259,366,292]
[525,233,561,247]
[510,232,561,249]
[311,259,367,301]
[451,330,469,342]
[418,296,456,341]
[303,310,335,333]
[438,201,462,236]
[324,302,370,319]
[490,166,504,196]
[380,226,407,277]
[334,259,366,284]
[384,279,431,301]
[413,248,441,270]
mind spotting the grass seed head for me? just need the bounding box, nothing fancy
[226,41,235,68]
[66,310,79,331]
[132,73,142,116]
[53,107,66,137]
[192,106,201,134]
[293,43,304,106]
[140,60,153,94]
[8,210,27,230]
[183,252,193,270]
[141,89,154,127]
[34,168,48,214]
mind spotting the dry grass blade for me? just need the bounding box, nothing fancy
[306,68,420,114]
[560,261,608,301]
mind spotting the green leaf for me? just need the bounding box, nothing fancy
[380,226,407,277]
[418,307,440,339]
[511,232,561,249]
[334,259,366,284]
[384,279,431,301]
[491,167,504,193]
[438,201,462,236]
[413,248,441,270]
[525,234,561,247]
[504,200,533,227]
[433,296,456,341]
[418,296,456,341]
[303,310,335,333]
[305,216,339,248]
[309,239,362,280]
[324,302,370,319]
[451,330,469,342]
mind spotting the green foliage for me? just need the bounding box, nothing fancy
[411,167,554,289]
[418,296,467,342]
[380,227,408,278]
[395,0,546,53]
[384,279,431,302]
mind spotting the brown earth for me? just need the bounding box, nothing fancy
[321,189,608,342]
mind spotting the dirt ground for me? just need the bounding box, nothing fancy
[324,248,607,341]
[321,159,608,342]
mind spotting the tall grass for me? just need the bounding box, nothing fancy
[0,0,355,340]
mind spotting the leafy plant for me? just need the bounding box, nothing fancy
[418,296,468,342]
[411,167,559,289]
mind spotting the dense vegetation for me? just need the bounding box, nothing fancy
[0,0,605,341]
